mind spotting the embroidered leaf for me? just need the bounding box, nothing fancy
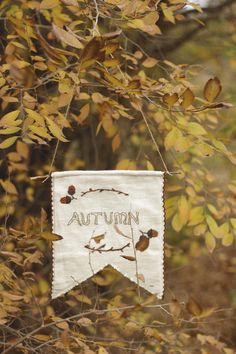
[135,235,150,252]
[41,232,63,241]
[92,233,106,244]
[113,225,131,239]
[121,255,136,261]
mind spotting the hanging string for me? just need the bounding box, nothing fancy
[140,108,179,176]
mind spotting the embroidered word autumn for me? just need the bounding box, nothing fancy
[68,211,140,226]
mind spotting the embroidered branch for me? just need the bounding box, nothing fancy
[81,187,129,197]
[84,242,130,253]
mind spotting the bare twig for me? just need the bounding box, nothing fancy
[84,242,130,253]
[81,187,129,197]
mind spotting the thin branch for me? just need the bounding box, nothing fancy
[43,84,76,183]
[81,187,129,197]
[84,242,130,253]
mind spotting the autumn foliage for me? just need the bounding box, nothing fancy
[0,0,236,353]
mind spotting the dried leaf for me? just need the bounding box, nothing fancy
[135,235,150,252]
[186,297,202,317]
[80,37,104,67]
[53,24,83,49]
[204,77,222,102]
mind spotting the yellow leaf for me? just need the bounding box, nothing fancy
[0,136,18,149]
[98,348,109,354]
[77,103,90,124]
[32,334,51,342]
[188,122,207,136]
[222,233,234,247]
[103,58,120,67]
[164,127,181,150]
[205,232,216,253]
[172,212,184,232]
[40,0,59,9]
[112,134,121,152]
[45,117,68,142]
[0,127,21,135]
[116,159,136,170]
[1,180,18,195]
[188,206,204,226]
[204,77,222,102]
[161,4,175,23]
[206,215,219,237]
[178,195,189,226]
[163,93,178,107]
[0,110,20,126]
[29,125,51,139]
[230,218,236,229]
[181,88,194,109]
[53,24,83,49]
[25,108,45,125]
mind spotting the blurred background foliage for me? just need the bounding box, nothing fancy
[0,0,236,353]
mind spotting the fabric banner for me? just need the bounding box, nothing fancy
[51,170,165,299]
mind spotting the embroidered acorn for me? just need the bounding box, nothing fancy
[60,196,71,204]
[147,229,158,238]
[68,185,76,196]
[135,235,150,252]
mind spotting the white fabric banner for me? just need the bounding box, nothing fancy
[51,170,165,299]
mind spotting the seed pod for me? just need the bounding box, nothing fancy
[68,185,76,195]
[60,196,71,204]
[147,229,158,238]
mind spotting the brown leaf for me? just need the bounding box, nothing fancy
[121,255,136,261]
[186,297,202,317]
[147,229,158,238]
[92,233,106,244]
[80,37,104,67]
[169,299,181,318]
[135,235,150,252]
[203,77,222,102]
